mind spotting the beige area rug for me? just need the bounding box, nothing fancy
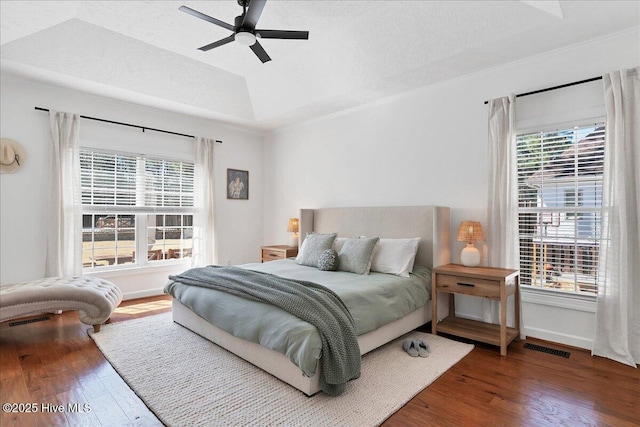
[90,312,473,427]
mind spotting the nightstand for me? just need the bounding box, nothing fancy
[431,264,520,356]
[261,245,298,262]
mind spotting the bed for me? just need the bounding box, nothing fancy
[167,206,451,395]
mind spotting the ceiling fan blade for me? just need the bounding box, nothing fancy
[198,35,235,52]
[179,5,235,31]
[242,0,266,29]
[250,40,271,63]
[255,29,309,40]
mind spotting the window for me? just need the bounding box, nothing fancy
[564,189,583,218]
[81,149,194,269]
[516,124,605,295]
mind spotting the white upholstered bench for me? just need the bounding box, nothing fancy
[0,276,123,332]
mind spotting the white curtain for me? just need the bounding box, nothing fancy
[486,95,522,335]
[191,137,217,267]
[593,67,640,367]
[45,110,82,277]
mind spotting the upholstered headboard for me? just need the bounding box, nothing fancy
[299,206,450,269]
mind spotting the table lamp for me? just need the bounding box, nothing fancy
[457,221,484,267]
[287,218,299,247]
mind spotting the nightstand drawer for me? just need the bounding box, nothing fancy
[436,274,500,298]
[262,249,284,261]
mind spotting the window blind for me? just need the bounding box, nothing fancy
[516,124,605,294]
[80,149,194,214]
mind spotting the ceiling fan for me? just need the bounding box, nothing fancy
[180,0,309,63]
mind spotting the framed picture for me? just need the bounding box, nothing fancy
[227,168,249,200]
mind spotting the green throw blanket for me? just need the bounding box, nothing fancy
[169,265,361,396]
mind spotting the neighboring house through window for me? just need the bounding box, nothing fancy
[564,189,583,218]
[516,124,605,294]
[80,149,194,270]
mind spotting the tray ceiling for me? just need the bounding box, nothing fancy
[1,1,638,130]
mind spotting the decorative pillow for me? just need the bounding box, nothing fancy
[317,249,339,271]
[337,237,379,275]
[295,233,337,267]
[370,237,421,277]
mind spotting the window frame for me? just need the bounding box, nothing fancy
[80,148,195,272]
[515,121,605,297]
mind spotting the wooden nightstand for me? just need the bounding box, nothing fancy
[261,245,298,262]
[431,264,520,356]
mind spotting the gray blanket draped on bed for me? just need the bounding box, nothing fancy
[169,265,361,396]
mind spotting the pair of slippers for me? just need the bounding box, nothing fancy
[402,338,430,357]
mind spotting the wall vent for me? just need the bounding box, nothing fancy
[9,316,50,327]
[524,342,570,358]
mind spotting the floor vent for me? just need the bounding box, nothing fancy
[9,316,50,327]
[524,342,570,358]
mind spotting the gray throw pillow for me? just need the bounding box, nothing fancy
[318,249,339,271]
[337,237,380,275]
[295,233,337,267]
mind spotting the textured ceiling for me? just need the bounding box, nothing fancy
[1,1,639,130]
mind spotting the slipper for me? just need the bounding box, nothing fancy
[402,338,419,357]
[415,338,430,358]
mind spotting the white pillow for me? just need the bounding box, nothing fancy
[370,238,421,277]
[332,237,347,253]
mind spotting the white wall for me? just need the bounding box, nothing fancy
[0,76,264,298]
[262,29,640,349]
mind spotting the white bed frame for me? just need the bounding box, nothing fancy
[172,205,451,396]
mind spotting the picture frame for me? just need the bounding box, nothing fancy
[227,168,249,200]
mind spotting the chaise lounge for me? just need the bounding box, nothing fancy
[0,276,122,332]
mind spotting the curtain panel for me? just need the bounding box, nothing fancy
[486,95,522,335]
[593,67,640,367]
[191,136,217,267]
[45,110,82,277]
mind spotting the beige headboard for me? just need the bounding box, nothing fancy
[299,206,450,269]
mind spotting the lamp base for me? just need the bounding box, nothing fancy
[289,233,299,248]
[461,245,480,267]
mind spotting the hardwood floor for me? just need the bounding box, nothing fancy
[1,295,638,427]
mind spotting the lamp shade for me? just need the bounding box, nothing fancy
[287,218,299,233]
[457,221,484,244]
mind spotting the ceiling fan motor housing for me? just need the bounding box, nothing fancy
[233,14,256,46]
[234,15,246,29]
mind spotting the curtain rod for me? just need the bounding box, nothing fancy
[483,76,603,105]
[34,107,222,143]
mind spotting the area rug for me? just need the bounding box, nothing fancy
[90,312,473,427]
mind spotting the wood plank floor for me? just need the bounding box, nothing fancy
[1,295,638,427]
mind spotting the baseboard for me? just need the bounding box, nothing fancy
[454,312,483,322]
[122,288,165,301]
[524,326,592,350]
